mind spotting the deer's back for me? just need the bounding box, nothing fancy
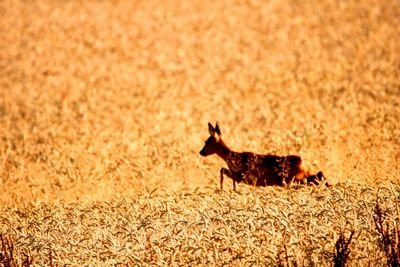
[228,152,304,186]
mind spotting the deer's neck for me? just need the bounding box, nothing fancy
[216,140,232,161]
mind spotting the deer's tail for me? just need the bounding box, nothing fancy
[306,171,330,187]
[299,159,330,187]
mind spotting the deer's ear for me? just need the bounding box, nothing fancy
[215,122,222,136]
[208,122,215,136]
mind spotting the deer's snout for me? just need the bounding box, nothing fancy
[199,149,206,156]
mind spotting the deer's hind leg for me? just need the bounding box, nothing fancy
[220,168,241,191]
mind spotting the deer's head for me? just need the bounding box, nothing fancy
[199,122,222,157]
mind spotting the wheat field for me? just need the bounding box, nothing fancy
[1,0,399,265]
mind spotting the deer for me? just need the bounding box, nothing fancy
[199,122,328,191]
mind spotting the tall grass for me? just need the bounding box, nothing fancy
[0,0,399,265]
[0,184,399,265]
[1,0,399,206]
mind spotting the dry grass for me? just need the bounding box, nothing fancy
[0,183,398,266]
[0,0,399,265]
[374,196,400,266]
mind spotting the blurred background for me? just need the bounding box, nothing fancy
[1,0,399,206]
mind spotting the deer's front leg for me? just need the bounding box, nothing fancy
[220,168,229,190]
[220,168,241,191]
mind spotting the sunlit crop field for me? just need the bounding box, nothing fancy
[1,0,399,265]
[0,184,398,266]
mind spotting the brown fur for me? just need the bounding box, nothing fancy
[199,122,328,190]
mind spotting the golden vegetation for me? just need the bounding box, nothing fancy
[0,184,399,265]
[0,0,399,265]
